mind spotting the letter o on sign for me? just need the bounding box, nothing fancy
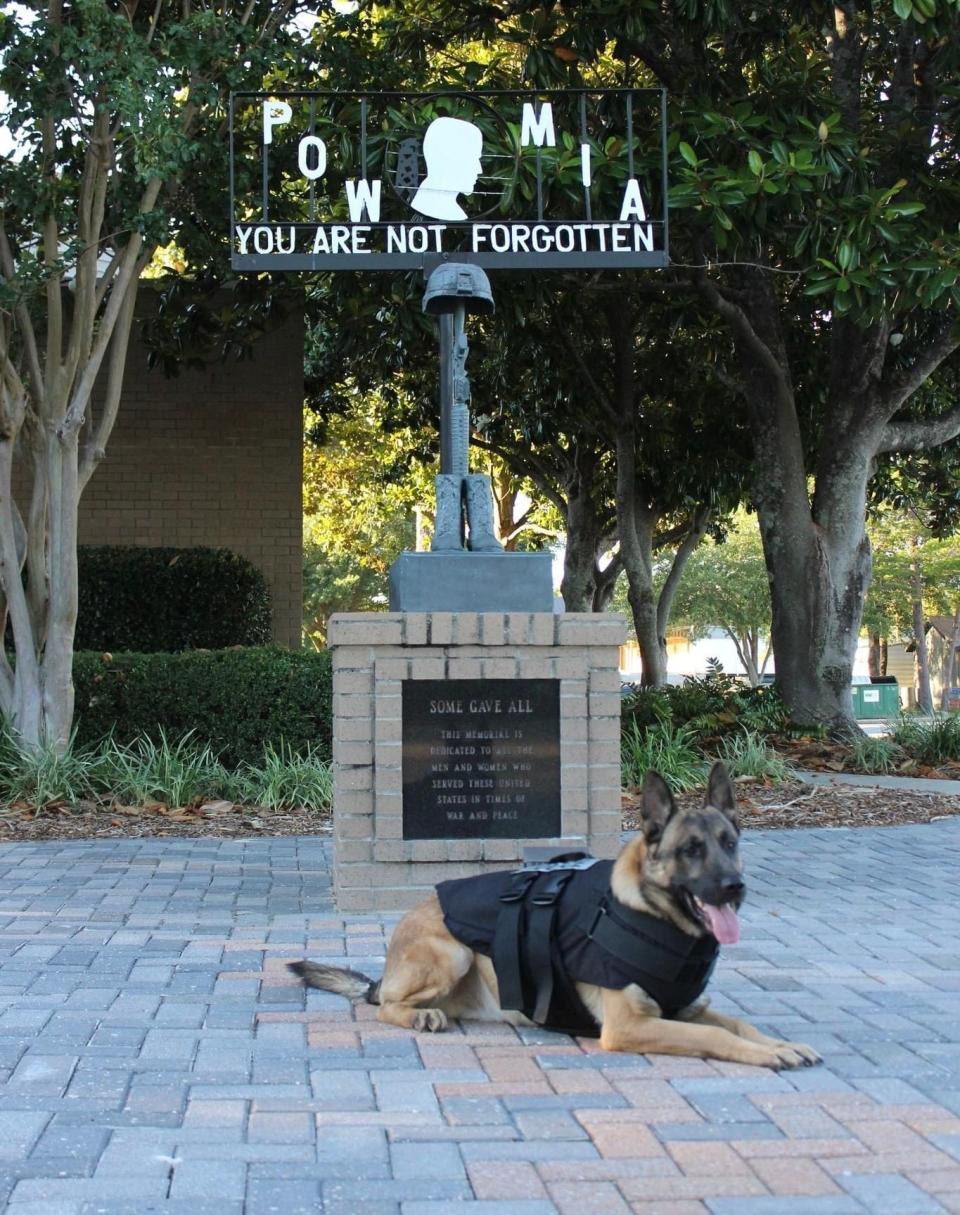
[298,136,327,181]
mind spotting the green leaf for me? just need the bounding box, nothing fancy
[893,0,912,14]
[747,149,764,176]
[679,141,699,167]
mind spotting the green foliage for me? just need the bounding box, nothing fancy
[95,731,229,809]
[712,730,794,782]
[0,726,333,814]
[232,741,334,812]
[845,736,902,774]
[623,671,789,736]
[621,719,708,792]
[891,713,960,765]
[72,647,333,767]
[76,547,272,652]
[0,728,99,809]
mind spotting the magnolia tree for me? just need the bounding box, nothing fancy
[373,0,960,731]
[0,0,312,751]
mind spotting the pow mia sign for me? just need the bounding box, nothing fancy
[229,89,668,271]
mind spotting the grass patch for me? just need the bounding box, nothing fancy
[712,729,794,782]
[0,729,333,816]
[890,713,960,766]
[95,730,230,808]
[0,728,100,809]
[621,719,708,793]
[845,735,902,774]
[231,741,333,812]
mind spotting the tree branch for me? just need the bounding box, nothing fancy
[879,401,960,455]
[657,507,711,637]
[0,225,45,402]
[693,270,793,398]
[878,323,960,422]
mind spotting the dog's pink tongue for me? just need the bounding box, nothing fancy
[699,901,740,944]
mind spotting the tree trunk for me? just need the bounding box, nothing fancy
[868,632,881,679]
[717,271,873,734]
[728,628,760,685]
[911,561,933,714]
[941,610,960,711]
[627,575,668,687]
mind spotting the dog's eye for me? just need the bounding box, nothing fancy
[721,836,736,853]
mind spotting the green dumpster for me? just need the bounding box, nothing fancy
[851,680,899,719]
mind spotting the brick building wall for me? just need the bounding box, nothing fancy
[78,308,304,647]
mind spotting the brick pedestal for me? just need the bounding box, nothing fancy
[328,611,626,912]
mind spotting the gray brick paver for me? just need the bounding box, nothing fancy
[0,824,955,1212]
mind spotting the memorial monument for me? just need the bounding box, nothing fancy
[230,88,668,909]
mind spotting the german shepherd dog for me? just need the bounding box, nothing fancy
[290,763,821,1069]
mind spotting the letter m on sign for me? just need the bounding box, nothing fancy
[521,102,556,147]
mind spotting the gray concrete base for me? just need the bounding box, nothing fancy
[389,549,555,611]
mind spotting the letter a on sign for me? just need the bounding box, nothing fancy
[619,178,647,222]
[521,102,556,147]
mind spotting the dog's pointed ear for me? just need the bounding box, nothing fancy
[706,761,739,829]
[640,769,677,844]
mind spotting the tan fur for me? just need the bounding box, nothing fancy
[291,767,822,1070]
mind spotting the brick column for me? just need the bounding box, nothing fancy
[328,611,626,912]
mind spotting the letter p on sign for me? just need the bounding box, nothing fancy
[263,100,292,145]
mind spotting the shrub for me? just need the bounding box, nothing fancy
[94,731,231,807]
[712,729,794,782]
[0,727,100,808]
[232,740,334,812]
[0,727,334,814]
[73,646,333,767]
[890,713,960,766]
[846,736,902,774]
[76,546,271,651]
[621,719,707,792]
[621,674,790,742]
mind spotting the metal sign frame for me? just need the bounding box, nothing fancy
[229,88,669,272]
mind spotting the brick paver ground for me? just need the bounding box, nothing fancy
[1,821,960,1214]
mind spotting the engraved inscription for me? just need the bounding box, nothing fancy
[402,679,561,839]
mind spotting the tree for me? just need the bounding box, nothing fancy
[374,0,960,732]
[670,513,773,685]
[302,395,431,643]
[0,0,316,751]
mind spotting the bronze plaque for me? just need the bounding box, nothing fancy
[402,679,561,839]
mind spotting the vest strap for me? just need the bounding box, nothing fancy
[492,870,539,1011]
[527,869,576,1023]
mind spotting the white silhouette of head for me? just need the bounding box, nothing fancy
[411,116,483,221]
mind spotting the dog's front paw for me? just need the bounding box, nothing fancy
[778,1040,821,1066]
[411,1008,447,1033]
[763,1040,821,1069]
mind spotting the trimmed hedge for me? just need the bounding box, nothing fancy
[73,647,332,767]
[76,547,272,652]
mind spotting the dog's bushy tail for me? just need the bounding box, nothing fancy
[288,961,380,1005]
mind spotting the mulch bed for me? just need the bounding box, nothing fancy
[2,771,959,843]
[622,777,960,832]
[0,799,333,843]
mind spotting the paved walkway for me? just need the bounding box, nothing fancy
[1,824,960,1215]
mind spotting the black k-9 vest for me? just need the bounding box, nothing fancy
[436,857,719,1038]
